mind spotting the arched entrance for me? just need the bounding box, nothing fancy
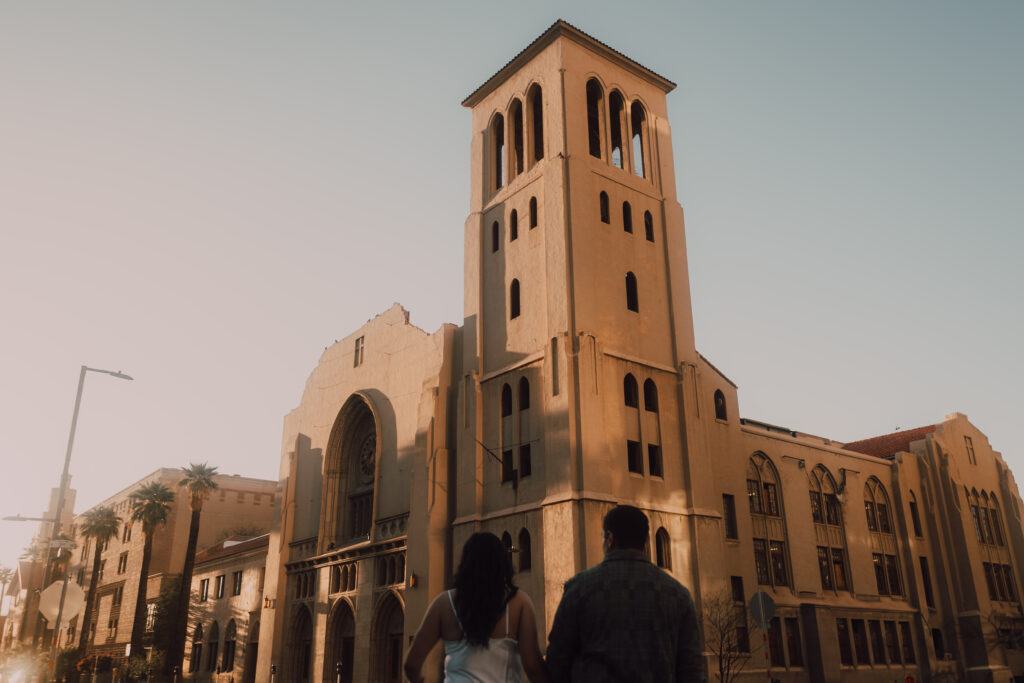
[371,592,404,683]
[288,607,313,682]
[324,600,355,683]
[242,620,259,683]
[319,394,380,552]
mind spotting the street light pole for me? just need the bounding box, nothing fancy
[42,365,132,677]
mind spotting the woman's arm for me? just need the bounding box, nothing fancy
[516,592,551,683]
[404,594,444,683]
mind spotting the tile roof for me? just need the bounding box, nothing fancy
[843,424,937,459]
[195,534,269,564]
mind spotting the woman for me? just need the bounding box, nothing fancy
[404,532,549,683]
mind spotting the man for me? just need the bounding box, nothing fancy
[545,505,705,682]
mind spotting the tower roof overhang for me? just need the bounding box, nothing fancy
[462,19,676,108]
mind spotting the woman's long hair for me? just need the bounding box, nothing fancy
[452,532,518,646]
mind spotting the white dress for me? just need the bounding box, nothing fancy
[442,590,523,683]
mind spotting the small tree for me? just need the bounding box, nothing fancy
[703,591,755,683]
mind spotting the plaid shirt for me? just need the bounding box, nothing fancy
[545,550,705,683]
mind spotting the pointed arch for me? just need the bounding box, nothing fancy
[509,98,524,179]
[714,390,727,421]
[321,394,381,550]
[608,90,625,169]
[747,453,790,588]
[518,528,532,572]
[490,112,505,191]
[222,619,237,672]
[643,379,658,412]
[510,279,520,319]
[325,599,355,683]
[622,201,633,233]
[502,531,513,552]
[809,465,849,592]
[655,527,671,569]
[630,101,647,178]
[206,620,220,672]
[189,623,204,673]
[623,374,639,408]
[509,209,518,241]
[625,272,639,312]
[371,591,405,683]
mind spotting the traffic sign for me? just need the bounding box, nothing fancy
[748,590,775,631]
[38,580,85,625]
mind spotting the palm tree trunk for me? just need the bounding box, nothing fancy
[77,546,104,657]
[167,507,202,672]
[129,531,154,656]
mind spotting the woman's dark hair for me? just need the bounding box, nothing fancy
[453,532,517,646]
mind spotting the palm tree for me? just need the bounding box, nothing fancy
[77,506,121,657]
[127,481,174,657]
[166,463,218,672]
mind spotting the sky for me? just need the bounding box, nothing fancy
[1,1,1021,577]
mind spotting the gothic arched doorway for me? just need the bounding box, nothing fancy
[371,592,404,683]
[288,607,313,682]
[324,600,355,683]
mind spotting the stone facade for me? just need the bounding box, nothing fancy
[257,20,1024,683]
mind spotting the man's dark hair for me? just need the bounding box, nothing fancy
[603,505,649,550]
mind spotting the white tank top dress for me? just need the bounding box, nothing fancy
[442,590,523,683]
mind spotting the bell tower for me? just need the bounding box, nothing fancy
[455,21,715,628]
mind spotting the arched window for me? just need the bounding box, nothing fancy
[644,210,654,242]
[908,490,923,537]
[810,465,849,592]
[631,101,647,178]
[608,90,625,169]
[623,374,639,408]
[747,453,790,588]
[510,279,520,319]
[491,114,505,191]
[509,99,524,178]
[643,379,658,412]
[501,383,512,417]
[625,272,639,312]
[190,624,204,673]
[397,554,405,583]
[222,619,237,672]
[518,529,532,572]
[492,221,499,253]
[622,201,633,233]
[330,566,340,593]
[655,527,671,569]
[529,196,538,228]
[518,377,530,410]
[599,191,610,223]
[509,210,518,241]
[586,79,604,158]
[206,621,220,672]
[714,390,727,420]
[864,478,903,597]
[502,531,513,553]
[528,84,544,164]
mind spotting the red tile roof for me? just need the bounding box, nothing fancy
[195,534,269,565]
[843,424,937,459]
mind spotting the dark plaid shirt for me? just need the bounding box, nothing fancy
[545,550,705,683]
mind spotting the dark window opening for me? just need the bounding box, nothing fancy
[648,445,663,477]
[509,210,518,241]
[868,620,886,664]
[609,91,625,169]
[519,444,531,478]
[491,221,499,252]
[501,449,514,483]
[622,201,633,233]
[631,101,646,178]
[509,279,520,319]
[884,621,901,664]
[625,272,638,312]
[518,377,529,410]
[836,619,853,666]
[852,619,870,665]
[714,390,727,420]
[900,622,915,663]
[528,84,543,163]
[920,556,935,607]
[501,383,512,417]
[643,379,658,412]
[599,191,610,223]
[785,617,803,666]
[491,114,505,190]
[518,529,531,571]
[529,196,538,228]
[586,79,603,158]
[909,499,923,537]
[768,617,785,667]
[723,494,738,539]
[655,528,671,569]
[627,440,643,474]
[931,628,945,658]
[510,99,524,177]
[731,576,745,603]
[644,211,654,242]
[623,374,639,407]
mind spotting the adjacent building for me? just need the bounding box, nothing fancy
[238,20,1020,683]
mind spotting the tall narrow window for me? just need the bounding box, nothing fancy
[865,478,903,597]
[509,210,518,241]
[623,374,639,407]
[501,383,512,417]
[518,377,529,410]
[222,619,237,672]
[965,435,976,464]
[785,618,803,666]
[354,336,364,367]
[625,272,638,312]
[509,279,520,319]
[528,84,543,163]
[908,491,923,537]
[748,453,791,588]
[836,619,853,666]
[723,494,738,539]
[586,79,603,158]
[510,99,524,178]
[655,528,671,569]
[627,440,643,474]
[518,529,531,571]
[502,532,512,552]
[608,90,625,169]
[714,390,727,420]
[631,101,647,177]
[919,556,935,607]
[529,196,538,228]
[643,379,658,412]
[810,465,849,592]
[491,114,505,191]
[622,201,633,233]
[644,210,654,242]
[599,191,610,223]
[492,221,499,253]
[648,445,663,477]
[501,449,513,483]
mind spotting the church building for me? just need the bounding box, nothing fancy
[251,21,1024,683]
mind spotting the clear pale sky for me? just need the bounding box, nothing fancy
[1,2,1021,575]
